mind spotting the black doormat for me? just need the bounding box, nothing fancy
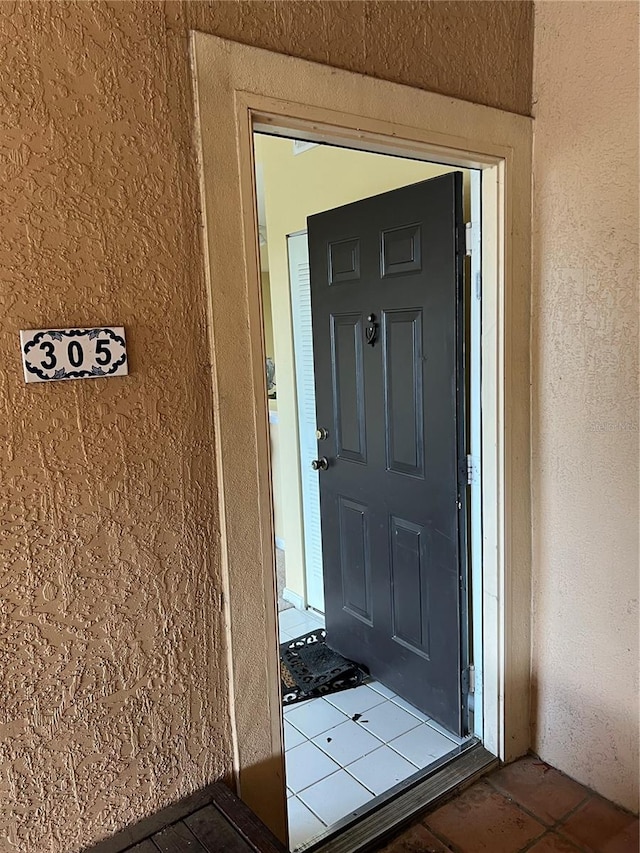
[280,628,368,706]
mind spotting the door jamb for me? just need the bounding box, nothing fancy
[190,33,532,841]
[469,169,484,742]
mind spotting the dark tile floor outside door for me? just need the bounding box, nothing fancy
[379,755,638,853]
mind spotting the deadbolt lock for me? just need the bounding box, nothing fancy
[311,457,329,471]
[316,427,329,440]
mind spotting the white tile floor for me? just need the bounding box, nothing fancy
[279,607,466,851]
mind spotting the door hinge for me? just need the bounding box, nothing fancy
[464,454,479,486]
[465,222,475,256]
[465,221,482,299]
[462,664,475,695]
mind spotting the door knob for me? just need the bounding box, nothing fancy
[311,457,329,471]
[316,427,329,440]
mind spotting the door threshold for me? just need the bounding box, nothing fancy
[300,740,497,853]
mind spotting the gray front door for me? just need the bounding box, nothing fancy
[308,173,468,735]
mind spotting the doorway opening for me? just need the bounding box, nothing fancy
[254,132,483,850]
[191,29,533,850]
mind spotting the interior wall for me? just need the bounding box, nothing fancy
[261,271,285,547]
[257,135,469,603]
[0,1,534,850]
[531,0,639,811]
[261,272,275,363]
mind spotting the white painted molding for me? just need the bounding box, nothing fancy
[282,587,305,611]
[191,31,532,834]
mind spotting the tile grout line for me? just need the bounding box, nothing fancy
[420,820,463,853]
[288,742,460,844]
[290,725,454,834]
[485,775,595,834]
[291,793,330,831]
[340,756,445,800]
[296,770,378,830]
[537,794,596,853]
[419,777,587,853]
[480,776,596,853]
[289,698,434,750]
[292,763,376,800]
[285,686,466,848]
[385,742,447,768]
[340,765,379,797]
[345,744,424,773]
[290,733,441,797]
[510,826,550,853]
[310,727,389,759]
[345,722,427,765]
[294,768,345,801]
[286,713,458,782]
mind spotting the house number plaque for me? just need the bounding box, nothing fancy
[20,327,128,383]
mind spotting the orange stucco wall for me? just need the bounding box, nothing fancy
[0,2,533,850]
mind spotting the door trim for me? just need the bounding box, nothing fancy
[190,33,532,842]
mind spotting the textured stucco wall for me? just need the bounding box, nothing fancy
[531,1,639,812]
[0,4,233,852]
[0,2,533,851]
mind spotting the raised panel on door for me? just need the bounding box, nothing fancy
[390,516,430,658]
[383,309,425,478]
[329,237,361,284]
[337,495,373,624]
[330,313,366,463]
[381,223,422,277]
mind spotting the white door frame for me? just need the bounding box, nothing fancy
[190,33,532,841]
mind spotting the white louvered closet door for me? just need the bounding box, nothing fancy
[288,232,324,613]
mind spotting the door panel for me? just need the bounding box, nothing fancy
[309,173,466,735]
[390,516,430,657]
[337,495,373,624]
[331,314,367,463]
[383,309,424,477]
[381,224,422,276]
[329,238,361,284]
